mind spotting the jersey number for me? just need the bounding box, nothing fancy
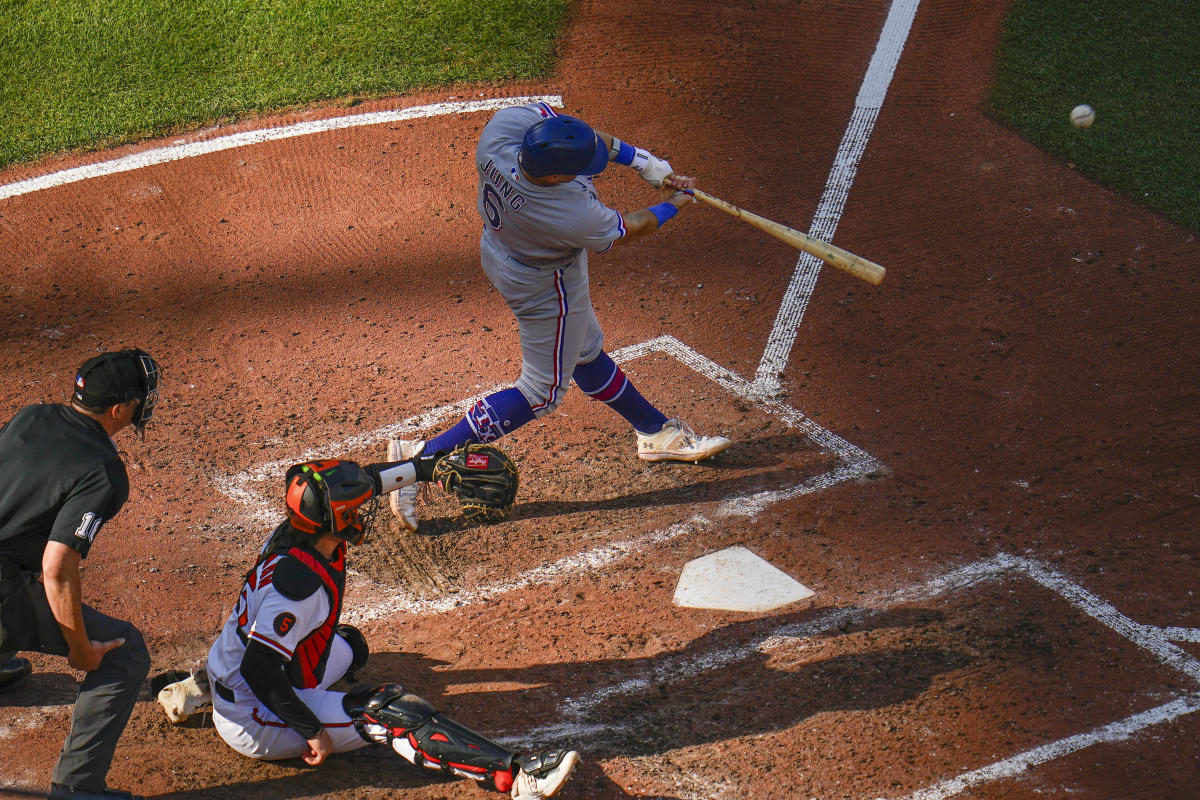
[73,512,103,542]
[482,184,503,230]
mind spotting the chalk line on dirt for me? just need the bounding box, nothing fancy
[213,334,885,534]
[754,0,922,397]
[889,695,1200,800]
[0,95,563,202]
[1161,627,1200,643]
[506,554,1200,800]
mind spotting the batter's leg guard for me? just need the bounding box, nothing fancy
[344,684,517,791]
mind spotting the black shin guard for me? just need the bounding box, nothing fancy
[344,684,516,789]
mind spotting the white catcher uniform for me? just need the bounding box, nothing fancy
[476,101,626,415]
[207,530,365,759]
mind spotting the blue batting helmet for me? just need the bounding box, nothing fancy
[519,115,608,178]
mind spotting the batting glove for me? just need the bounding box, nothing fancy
[632,148,673,187]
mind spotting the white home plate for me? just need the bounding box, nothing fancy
[673,546,815,612]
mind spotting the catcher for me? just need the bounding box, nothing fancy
[156,442,519,721]
[161,450,574,798]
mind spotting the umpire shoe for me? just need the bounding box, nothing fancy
[388,438,423,531]
[0,656,31,692]
[511,749,580,800]
[49,785,144,800]
[637,418,731,463]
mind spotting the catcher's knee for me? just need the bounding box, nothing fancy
[336,624,368,680]
[344,684,514,786]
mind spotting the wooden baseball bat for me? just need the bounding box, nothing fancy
[689,188,886,286]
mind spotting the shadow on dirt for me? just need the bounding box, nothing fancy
[361,604,961,758]
[410,434,844,538]
[0,670,80,709]
[135,605,958,798]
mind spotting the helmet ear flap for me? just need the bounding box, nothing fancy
[284,464,331,535]
[283,460,376,543]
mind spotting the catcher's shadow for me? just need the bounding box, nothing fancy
[145,607,953,799]
[361,605,964,759]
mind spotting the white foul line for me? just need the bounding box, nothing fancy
[754,0,921,396]
[0,95,563,201]
[892,696,1200,800]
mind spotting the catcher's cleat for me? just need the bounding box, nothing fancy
[511,749,581,800]
[637,418,730,463]
[154,667,212,724]
[387,438,424,530]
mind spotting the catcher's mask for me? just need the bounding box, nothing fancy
[73,348,162,438]
[284,460,378,545]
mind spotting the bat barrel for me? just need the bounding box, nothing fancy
[691,189,885,286]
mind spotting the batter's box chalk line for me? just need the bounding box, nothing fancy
[211,335,886,622]
[0,95,566,202]
[512,554,1200,800]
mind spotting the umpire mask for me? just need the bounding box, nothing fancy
[73,348,163,438]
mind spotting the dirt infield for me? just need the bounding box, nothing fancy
[2,0,1197,798]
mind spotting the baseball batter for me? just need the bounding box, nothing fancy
[202,458,578,799]
[390,102,730,529]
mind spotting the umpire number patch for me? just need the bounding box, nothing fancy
[273,613,297,636]
[74,512,103,542]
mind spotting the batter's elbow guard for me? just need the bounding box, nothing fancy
[344,684,516,790]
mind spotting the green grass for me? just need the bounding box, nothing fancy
[0,0,571,169]
[989,0,1200,231]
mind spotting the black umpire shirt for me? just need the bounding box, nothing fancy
[0,404,129,572]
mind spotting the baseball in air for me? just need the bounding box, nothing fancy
[1070,104,1095,128]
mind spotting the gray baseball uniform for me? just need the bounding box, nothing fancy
[475,102,627,415]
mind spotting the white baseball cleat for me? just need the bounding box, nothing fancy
[511,749,580,800]
[637,418,731,462]
[388,438,424,531]
[156,668,212,724]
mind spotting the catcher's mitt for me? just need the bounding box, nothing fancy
[432,443,519,523]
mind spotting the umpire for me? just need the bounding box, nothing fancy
[0,349,162,800]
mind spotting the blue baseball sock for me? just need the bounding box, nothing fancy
[423,387,535,454]
[573,351,667,435]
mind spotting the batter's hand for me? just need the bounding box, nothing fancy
[633,149,673,187]
[665,173,697,192]
[304,729,334,765]
[68,637,125,672]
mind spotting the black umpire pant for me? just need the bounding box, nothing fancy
[0,562,150,792]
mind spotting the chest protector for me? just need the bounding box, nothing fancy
[282,543,345,689]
